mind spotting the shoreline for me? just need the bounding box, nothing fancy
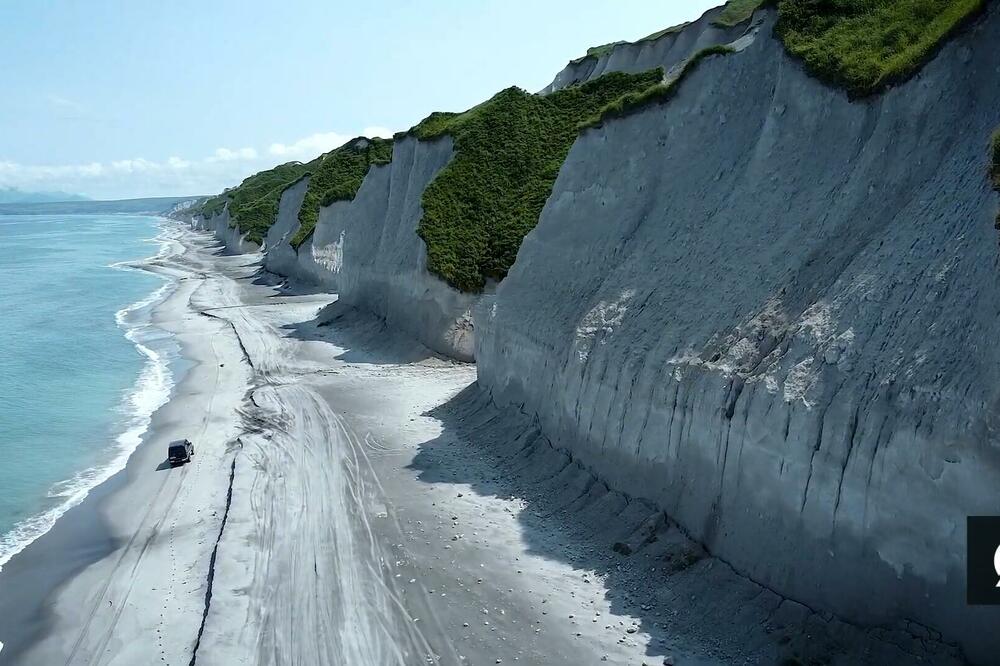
[0,219,179,574]
[0,221,251,664]
[0,221,963,665]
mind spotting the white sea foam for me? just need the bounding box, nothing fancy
[0,222,179,572]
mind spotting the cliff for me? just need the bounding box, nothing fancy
[261,136,478,360]
[478,5,1000,661]
[306,135,478,361]
[189,0,1000,659]
[191,208,260,254]
[543,3,745,93]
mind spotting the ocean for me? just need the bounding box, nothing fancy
[0,214,176,570]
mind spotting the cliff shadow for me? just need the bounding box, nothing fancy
[406,384,966,666]
[282,300,441,366]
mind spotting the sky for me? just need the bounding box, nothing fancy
[0,0,721,200]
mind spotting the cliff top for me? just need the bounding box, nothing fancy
[567,0,984,97]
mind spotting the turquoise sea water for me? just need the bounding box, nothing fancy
[0,214,175,569]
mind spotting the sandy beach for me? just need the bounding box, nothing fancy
[0,222,967,666]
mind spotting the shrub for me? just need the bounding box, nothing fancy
[195,138,393,247]
[198,161,312,245]
[776,0,985,97]
[290,137,393,248]
[406,69,664,292]
[199,194,228,219]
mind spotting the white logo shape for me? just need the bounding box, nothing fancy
[994,544,1000,588]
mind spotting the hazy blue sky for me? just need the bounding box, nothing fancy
[0,0,720,199]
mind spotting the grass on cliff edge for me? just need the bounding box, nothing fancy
[576,0,982,97]
[714,0,767,27]
[579,45,735,128]
[776,0,985,97]
[290,137,393,248]
[200,162,311,245]
[569,22,690,66]
[198,137,392,247]
[407,68,663,293]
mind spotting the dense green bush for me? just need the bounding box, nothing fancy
[572,0,981,97]
[199,193,228,219]
[199,162,312,244]
[407,69,663,292]
[290,137,393,248]
[776,0,984,97]
[196,138,393,247]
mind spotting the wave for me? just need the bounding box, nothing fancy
[0,222,180,571]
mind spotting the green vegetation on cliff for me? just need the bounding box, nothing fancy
[580,45,735,128]
[198,0,984,277]
[408,68,663,293]
[198,137,392,247]
[569,21,690,66]
[776,0,984,97]
[569,42,623,65]
[201,162,312,244]
[571,0,982,98]
[714,0,766,27]
[291,137,393,248]
[711,0,981,95]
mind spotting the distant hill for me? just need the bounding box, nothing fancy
[0,196,201,216]
[0,187,90,204]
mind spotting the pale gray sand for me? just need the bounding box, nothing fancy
[5,224,671,665]
[6,225,252,666]
[3,223,967,665]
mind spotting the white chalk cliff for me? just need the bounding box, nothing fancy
[191,4,1000,660]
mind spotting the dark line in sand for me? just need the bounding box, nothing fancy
[200,301,304,312]
[188,456,237,666]
[199,311,256,371]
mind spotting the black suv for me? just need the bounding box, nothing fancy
[167,439,195,466]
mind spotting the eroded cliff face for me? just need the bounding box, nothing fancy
[191,208,260,254]
[187,4,1000,657]
[261,177,309,278]
[317,136,478,360]
[477,6,1000,661]
[240,135,477,361]
[542,4,745,93]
